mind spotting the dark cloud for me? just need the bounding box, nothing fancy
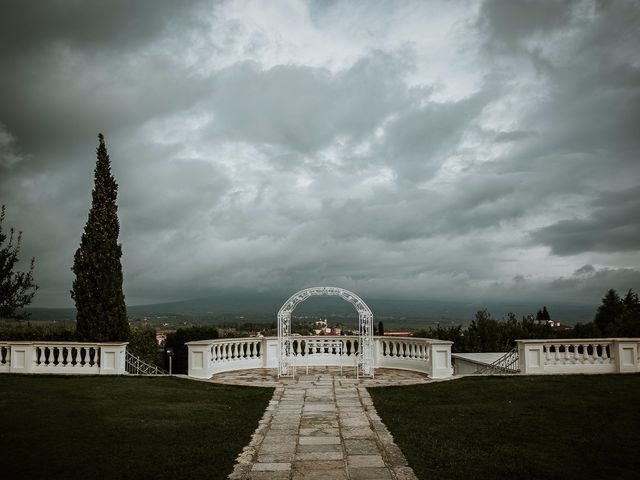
[479,0,575,48]
[0,1,638,307]
[204,52,413,154]
[532,187,640,255]
[0,0,207,58]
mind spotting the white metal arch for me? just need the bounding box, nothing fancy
[277,286,374,377]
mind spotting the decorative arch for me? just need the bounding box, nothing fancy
[277,287,374,377]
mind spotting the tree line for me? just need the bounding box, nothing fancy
[415,289,640,353]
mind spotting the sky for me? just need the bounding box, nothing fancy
[0,0,639,308]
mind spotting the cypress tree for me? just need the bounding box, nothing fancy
[71,134,129,341]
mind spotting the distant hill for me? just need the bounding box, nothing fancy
[23,291,598,326]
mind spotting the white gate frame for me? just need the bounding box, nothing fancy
[277,287,374,378]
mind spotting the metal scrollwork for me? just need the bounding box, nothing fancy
[277,287,374,378]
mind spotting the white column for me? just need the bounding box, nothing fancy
[428,341,453,378]
[263,337,279,368]
[186,341,214,379]
[99,343,128,375]
[9,343,34,374]
[614,340,640,373]
[517,341,545,374]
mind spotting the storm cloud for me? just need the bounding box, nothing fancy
[1,1,638,308]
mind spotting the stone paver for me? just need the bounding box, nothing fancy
[225,367,422,479]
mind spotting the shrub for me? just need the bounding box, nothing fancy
[164,326,219,374]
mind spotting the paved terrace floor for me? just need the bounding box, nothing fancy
[211,367,439,480]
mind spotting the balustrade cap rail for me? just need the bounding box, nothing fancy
[515,338,640,344]
[185,336,453,345]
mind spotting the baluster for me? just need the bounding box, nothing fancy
[543,344,550,364]
[587,343,597,364]
[571,343,580,364]
[601,344,609,362]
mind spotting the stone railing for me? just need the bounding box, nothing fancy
[516,338,640,375]
[186,336,453,379]
[0,342,127,375]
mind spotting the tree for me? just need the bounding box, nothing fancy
[378,320,384,336]
[71,134,129,341]
[0,205,38,318]
[541,306,551,320]
[620,289,640,336]
[594,289,623,336]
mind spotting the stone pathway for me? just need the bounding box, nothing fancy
[223,367,426,479]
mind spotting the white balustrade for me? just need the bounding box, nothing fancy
[0,342,127,375]
[517,338,640,375]
[186,336,453,379]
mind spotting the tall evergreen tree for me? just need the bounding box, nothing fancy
[594,289,623,336]
[71,134,129,341]
[0,205,38,318]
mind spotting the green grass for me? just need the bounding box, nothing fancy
[370,374,640,480]
[0,375,273,479]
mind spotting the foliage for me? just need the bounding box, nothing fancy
[536,305,551,321]
[127,326,160,365]
[415,311,554,353]
[71,134,129,342]
[164,326,220,374]
[415,288,640,353]
[0,323,76,341]
[0,205,38,319]
[594,288,640,336]
[370,374,640,480]
[0,376,273,480]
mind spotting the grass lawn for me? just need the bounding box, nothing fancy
[370,374,640,480]
[0,375,273,479]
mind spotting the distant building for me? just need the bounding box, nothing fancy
[383,332,413,337]
[313,318,342,335]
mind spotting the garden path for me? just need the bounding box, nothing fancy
[215,367,428,480]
